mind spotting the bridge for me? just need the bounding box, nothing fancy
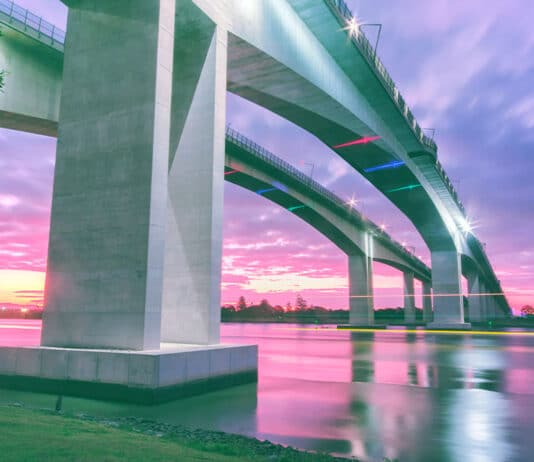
[0,0,510,401]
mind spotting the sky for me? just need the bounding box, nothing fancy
[1,0,533,313]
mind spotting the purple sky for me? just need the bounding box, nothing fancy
[1,0,533,312]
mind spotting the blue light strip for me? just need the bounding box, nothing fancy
[364,160,405,173]
[256,187,278,195]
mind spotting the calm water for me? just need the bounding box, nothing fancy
[1,320,533,462]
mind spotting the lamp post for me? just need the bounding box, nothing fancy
[360,23,382,56]
[304,162,315,184]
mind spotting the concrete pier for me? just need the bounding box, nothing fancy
[348,234,375,326]
[428,251,471,329]
[422,281,433,323]
[0,0,257,401]
[161,4,227,345]
[467,273,484,323]
[403,272,416,324]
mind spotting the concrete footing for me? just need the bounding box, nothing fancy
[337,324,387,330]
[426,322,471,331]
[0,343,257,404]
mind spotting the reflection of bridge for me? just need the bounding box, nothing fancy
[0,0,510,400]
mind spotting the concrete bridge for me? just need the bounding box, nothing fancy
[225,127,432,325]
[0,0,510,401]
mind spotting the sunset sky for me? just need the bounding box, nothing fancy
[1,0,533,313]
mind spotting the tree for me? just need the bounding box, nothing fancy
[520,305,534,317]
[295,294,308,311]
[237,296,247,312]
[259,299,273,311]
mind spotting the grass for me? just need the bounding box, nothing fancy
[0,405,353,462]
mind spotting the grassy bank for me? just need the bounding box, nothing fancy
[1,405,353,462]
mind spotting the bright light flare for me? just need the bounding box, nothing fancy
[344,17,361,37]
[333,136,381,149]
[347,194,359,208]
[458,216,478,234]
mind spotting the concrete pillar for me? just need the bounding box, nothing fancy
[428,251,470,329]
[467,273,484,323]
[403,272,416,324]
[422,281,433,323]
[160,4,227,344]
[484,290,497,321]
[41,0,175,350]
[348,234,374,325]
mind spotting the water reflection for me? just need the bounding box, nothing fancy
[1,320,533,462]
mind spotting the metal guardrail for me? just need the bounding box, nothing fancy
[0,0,65,46]
[323,0,467,217]
[324,0,436,153]
[226,127,429,274]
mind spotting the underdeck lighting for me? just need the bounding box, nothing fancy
[386,184,422,193]
[333,136,381,149]
[256,187,277,195]
[364,160,405,173]
[272,181,288,193]
[288,205,306,212]
[224,169,239,176]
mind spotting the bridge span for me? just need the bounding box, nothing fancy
[0,0,510,401]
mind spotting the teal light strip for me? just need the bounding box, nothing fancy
[386,184,422,193]
[288,205,306,212]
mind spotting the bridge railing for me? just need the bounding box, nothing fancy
[226,127,429,274]
[324,0,467,216]
[0,0,65,47]
[324,0,437,154]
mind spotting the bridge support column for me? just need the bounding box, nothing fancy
[422,281,433,323]
[348,235,374,326]
[484,287,497,321]
[403,272,416,324]
[0,0,257,403]
[467,273,484,323]
[161,4,227,345]
[41,0,178,350]
[427,251,471,329]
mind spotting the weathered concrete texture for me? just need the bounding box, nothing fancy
[403,272,416,324]
[422,281,433,323]
[428,251,471,329]
[348,236,374,325]
[0,344,257,403]
[161,2,227,345]
[41,0,175,350]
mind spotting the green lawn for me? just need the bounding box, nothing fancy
[0,406,350,462]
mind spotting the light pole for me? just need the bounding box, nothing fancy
[304,162,315,184]
[423,127,436,141]
[360,23,382,56]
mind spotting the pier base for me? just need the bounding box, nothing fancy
[0,344,257,404]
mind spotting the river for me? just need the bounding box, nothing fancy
[1,319,533,462]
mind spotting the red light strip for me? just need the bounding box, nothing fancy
[333,136,381,149]
[224,169,239,176]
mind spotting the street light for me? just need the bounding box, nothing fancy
[423,127,436,141]
[304,162,315,185]
[360,23,382,56]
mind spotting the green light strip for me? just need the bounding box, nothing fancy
[386,184,422,193]
[288,205,306,212]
